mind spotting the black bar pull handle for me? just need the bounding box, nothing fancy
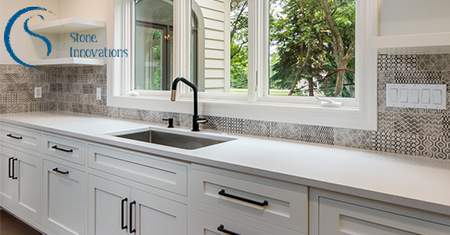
[218,189,268,207]
[52,145,73,153]
[121,198,128,230]
[11,158,17,179]
[6,134,22,140]
[217,224,241,235]
[130,201,136,233]
[52,168,69,175]
[8,157,13,178]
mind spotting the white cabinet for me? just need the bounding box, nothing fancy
[88,175,187,235]
[190,209,272,235]
[0,123,41,151]
[42,159,86,235]
[310,189,450,235]
[131,188,187,235]
[88,175,130,235]
[0,145,16,209]
[88,144,188,196]
[190,165,308,235]
[42,133,87,166]
[0,145,41,223]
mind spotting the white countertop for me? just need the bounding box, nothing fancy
[1,111,450,216]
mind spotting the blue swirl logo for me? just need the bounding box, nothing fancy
[4,7,53,67]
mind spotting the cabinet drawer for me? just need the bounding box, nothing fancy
[42,134,86,165]
[88,144,188,196]
[190,209,273,235]
[317,196,450,235]
[191,167,308,234]
[0,124,40,151]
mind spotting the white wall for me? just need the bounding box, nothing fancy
[0,0,59,64]
[380,0,450,36]
[58,0,108,21]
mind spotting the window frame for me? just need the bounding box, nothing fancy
[107,0,378,130]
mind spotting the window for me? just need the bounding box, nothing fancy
[108,0,378,130]
[134,0,173,91]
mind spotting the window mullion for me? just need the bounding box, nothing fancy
[247,0,258,103]
[173,0,191,96]
[261,0,270,98]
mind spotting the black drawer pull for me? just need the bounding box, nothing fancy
[130,201,136,233]
[218,189,268,207]
[52,145,73,153]
[121,198,128,230]
[217,224,241,235]
[11,158,17,179]
[8,157,13,178]
[52,168,69,175]
[7,134,22,140]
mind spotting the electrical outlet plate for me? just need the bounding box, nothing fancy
[96,88,101,100]
[386,84,447,109]
[34,87,42,98]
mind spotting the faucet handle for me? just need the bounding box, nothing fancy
[162,118,174,128]
[196,117,208,124]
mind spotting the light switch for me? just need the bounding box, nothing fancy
[433,90,442,104]
[389,88,398,103]
[422,89,430,104]
[410,89,419,103]
[386,84,446,109]
[400,89,408,103]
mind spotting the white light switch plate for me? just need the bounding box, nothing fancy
[34,87,42,98]
[386,84,446,109]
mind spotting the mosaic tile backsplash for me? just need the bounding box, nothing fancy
[1,53,450,160]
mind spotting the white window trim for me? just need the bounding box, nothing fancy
[107,0,378,130]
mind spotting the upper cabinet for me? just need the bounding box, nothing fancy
[373,0,450,53]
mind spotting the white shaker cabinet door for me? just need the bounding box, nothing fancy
[318,197,450,235]
[42,160,86,235]
[88,175,131,235]
[131,188,187,235]
[14,150,41,223]
[0,145,16,209]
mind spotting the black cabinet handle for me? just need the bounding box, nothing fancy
[52,145,73,153]
[6,134,22,140]
[11,158,17,179]
[8,157,13,178]
[121,198,128,230]
[218,189,268,207]
[52,168,69,175]
[129,201,136,233]
[217,224,241,235]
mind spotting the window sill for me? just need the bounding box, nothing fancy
[107,94,376,130]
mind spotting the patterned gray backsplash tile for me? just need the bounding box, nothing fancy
[3,53,450,160]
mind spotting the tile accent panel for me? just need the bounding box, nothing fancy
[2,53,450,160]
[0,66,58,113]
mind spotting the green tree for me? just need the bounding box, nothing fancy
[230,1,249,89]
[270,0,355,97]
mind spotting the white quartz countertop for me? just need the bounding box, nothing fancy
[1,111,450,216]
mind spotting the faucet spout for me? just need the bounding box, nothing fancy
[171,77,205,131]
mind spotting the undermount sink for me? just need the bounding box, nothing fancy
[113,129,234,150]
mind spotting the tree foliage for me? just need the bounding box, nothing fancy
[228,0,356,96]
[230,1,249,89]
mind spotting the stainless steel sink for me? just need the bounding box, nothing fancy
[114,129,233,150]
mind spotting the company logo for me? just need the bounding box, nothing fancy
[4,7,54,67]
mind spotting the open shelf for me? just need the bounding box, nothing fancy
[29,58,105,66]
[373,32,450,54]
[29,17,105,34]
